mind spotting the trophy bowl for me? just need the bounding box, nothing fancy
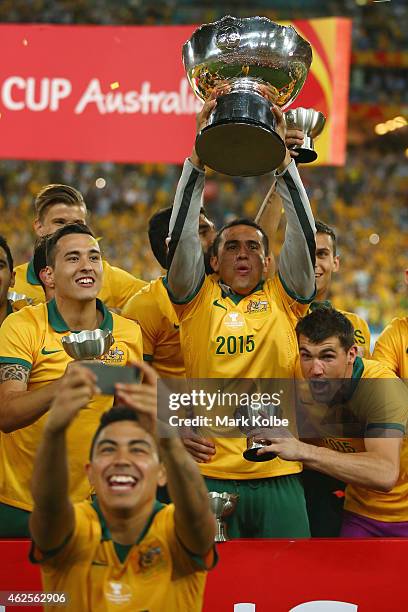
[208,492,239,542]
[183,15,312,176]
[61,329,114,361]
[285,107,326,163]
[7,291,34,307]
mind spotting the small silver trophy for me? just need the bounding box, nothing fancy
[208,492,239,542]
[61,329,114,360]
[235,402,280,462]
[7,291,34,307]
[285,107,326,163]
[183,15,312,176]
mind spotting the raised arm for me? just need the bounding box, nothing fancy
[255,128,305,280]
[29,365,97,552]
[273,108,316,300]
[115,362,216,555]
[166,98,216,302]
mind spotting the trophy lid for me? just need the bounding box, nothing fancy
[183,15,312,109]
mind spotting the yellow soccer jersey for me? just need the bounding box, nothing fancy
[31,500,214,612]
[341,309,371,358]
[122,277,185,378]
[13,260,146,309]
[301,358,408,522]
[171,273,311,480]
[0,299,142,511]
[373,317,408,379]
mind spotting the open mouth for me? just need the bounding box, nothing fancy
[107,474,138,491]
[310,380,330,394]
[236,265,250,275]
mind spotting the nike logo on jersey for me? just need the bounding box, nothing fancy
[41,348,63,355]
[213,299,227,311]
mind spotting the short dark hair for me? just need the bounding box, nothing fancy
[296,306,355,351]
[46,223,96,267]
[148,207,172,269]
[34,184,87,222]
[212,218,269,257]
[148,206,215,269]
[0,235,13,272]
[89,406,140,460]
[33,236,50,289]
[315,220,337,256]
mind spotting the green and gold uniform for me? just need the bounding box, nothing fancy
[14,260,146,309]
[31,500,214,612]
[0,299,142,534]
[373,317,408,378]
[166,158,317,537]
[300,357,408,533]
[122,277,185,378]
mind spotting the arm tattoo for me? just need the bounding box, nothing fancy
[0,364,30,384]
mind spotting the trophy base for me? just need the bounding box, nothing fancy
[196,91,286,176]
[243,441,277,462]
[292,136,317,164]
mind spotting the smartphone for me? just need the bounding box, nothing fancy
[80,362,141,395]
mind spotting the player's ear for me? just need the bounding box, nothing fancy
[9,270,15,288]
[85,462,95,486]
[210,254,219,272]
[42,265,55,288]
[347,345,358,365]
[157,463,167,488]
[33,217,43,238]
[333,255,340,273]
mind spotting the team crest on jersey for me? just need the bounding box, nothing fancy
[244,298,269,314]
[101,345,125,364]
[105,581,132,605]
[223,311,245,329]
[136,539,166,576]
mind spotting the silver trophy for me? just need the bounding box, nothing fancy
[235,402,281,462]
[61,329,114,360]
[208,492,239,542]
[285,107,326,163]
[183,15,312,176]
[7,291,34,307]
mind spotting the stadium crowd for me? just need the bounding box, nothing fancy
[1,145,406,333]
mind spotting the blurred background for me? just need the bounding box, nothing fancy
[0,0,407,335]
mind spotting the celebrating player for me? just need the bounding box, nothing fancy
[0,223,143,536]
[257,307,408,537]
[30,361,216,612]
[165,94,316,538]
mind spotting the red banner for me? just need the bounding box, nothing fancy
[1,539,408,612]
[0,22,350,166]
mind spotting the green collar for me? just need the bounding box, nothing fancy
[329,356,365,406]
[91,497,165,545]
[220,280,264,305]
[6,301,13,316]
[310,300,332,311]
[352,355,364,380]
[27,259,41,286]
[46,298,113,333]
